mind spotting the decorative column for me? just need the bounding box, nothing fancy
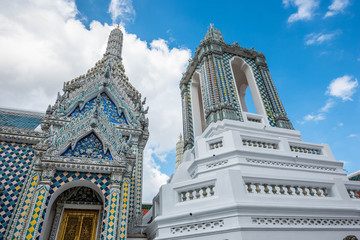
[104,172,122,240]
[6,171,41,239]
[49,204,64,240]
[180,82,193,150]
[118,174,131,240]
[256,55,294,129]
[23,167,55,240]
[127,144,139,220]
[134,149,143,217]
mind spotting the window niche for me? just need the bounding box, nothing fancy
[230,57,265,116]
[190,72,206,138]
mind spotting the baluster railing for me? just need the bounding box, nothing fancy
[180,185,216,202]
[245,182,330,198]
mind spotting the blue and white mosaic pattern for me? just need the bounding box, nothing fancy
[0,141,35,239]
[69,92,128,125]
[61,133,113,160]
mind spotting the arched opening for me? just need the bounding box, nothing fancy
[230,57,266,117]
[191,72,206,137]
[41,181,105,240]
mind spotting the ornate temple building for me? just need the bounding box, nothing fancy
[144,26,360,240]
[0,27,149,240]
[1,25,359,240]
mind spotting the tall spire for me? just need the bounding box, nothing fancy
[104,26,123,59]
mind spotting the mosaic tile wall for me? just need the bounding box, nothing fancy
[201,59,215,107]
[68,92,128,125]
[0,141,35,239]
[214,56,232,104]
[6,172,40,239]
[259,67,286,115]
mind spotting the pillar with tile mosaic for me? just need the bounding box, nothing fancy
[180,25,293,150]
[1,26,149,240]
[118,176,131,240]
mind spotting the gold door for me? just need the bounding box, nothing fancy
[57,209,99,240]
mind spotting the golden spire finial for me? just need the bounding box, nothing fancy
[115,24,121,29]
[209,23,214,29]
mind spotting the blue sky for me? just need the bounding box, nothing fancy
[83,0,359,175]
[0,0,358,201]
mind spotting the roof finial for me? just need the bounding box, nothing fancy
[104,25,123,59]
[204,24,224,42]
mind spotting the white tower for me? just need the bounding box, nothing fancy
[145,26,360,240]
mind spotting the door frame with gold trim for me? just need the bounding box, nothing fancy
[55,205,102,240]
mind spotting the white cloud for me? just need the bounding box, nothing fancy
[108,0,135,24]
[0,0,191,202]
[319,99,334,112]
[326,75,358,101]
[142,148,171,201]
[300,75,358,124]
[283,0,319,22]
[299,99,333,124]
[348,134,357,138]
[304,31,339,45]
[324,0,350,18]
[301,113,325,123]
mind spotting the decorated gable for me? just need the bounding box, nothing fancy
[61,133,113,160]
[68,92,128,126]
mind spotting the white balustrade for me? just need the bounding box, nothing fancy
[245,182,329,197]
[180,185,215,202]
[348,189,360,199]
[244,112,263,123]
[247,116,261,123]
[290,145,322,155]
[209,141,223,150]
[242,139,278,149]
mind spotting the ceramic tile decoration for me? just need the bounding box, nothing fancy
[147,25,360,240]
[0,27,149,239]
[1,25,359,240]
